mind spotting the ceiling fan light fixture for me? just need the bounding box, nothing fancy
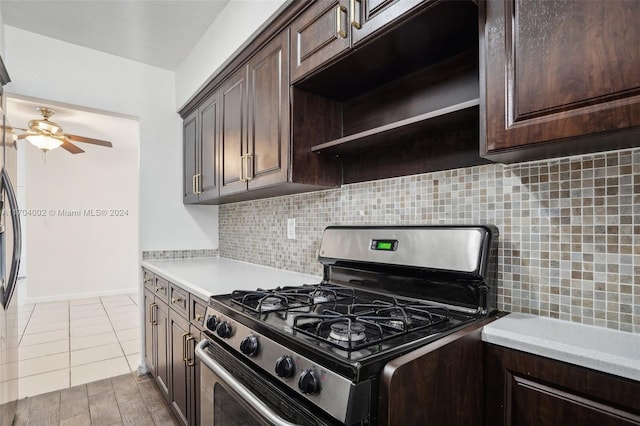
[30,119,62,135]
[26,134,63,151]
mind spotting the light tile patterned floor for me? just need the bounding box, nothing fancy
[17,294,141,398]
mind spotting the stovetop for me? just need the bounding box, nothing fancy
[207,281,477,371]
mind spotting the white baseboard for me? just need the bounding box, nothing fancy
[23,287,138,305]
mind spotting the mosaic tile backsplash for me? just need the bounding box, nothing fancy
[219,148,640,333]
[142,249,218,260]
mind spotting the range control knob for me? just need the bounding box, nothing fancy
[240,335,259,357]
[298,369,321,395]
[216,321,233,339]
[275,355,295,378]
[206,315,219,331]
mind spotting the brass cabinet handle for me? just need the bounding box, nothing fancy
[336,5,348,38]
[195,313,204,322]
[185,336,196,366]
[196,173,203,194]
[245,154,253,181]
[144,277,152,284]
[171,297,183,304]
[192,174,197,195]
[240,154,254,182]
[239,154,247,182]
[149,303,157,325]
[350,0,361,29]
[155,286,165,293]
[182,332,190,362]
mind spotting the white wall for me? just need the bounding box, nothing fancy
[175,0,287,109]
[0,7,5,57]
[22,108,140,301]
[4,26,219,253]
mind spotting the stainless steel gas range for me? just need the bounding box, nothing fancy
[195,225,498,425]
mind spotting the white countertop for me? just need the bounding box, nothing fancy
[482,313,640,381]
[141,257,321,301]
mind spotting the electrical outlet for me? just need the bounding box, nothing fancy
[287,218,296,240]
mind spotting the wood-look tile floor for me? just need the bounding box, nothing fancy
[15,372,180,426]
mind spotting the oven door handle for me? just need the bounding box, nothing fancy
[195,340,302,426]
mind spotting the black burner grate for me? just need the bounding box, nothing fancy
[293,299,450,352]
[230,284,356,314]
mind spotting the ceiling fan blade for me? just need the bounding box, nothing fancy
[61,139,85,154]
[65,133,112,147]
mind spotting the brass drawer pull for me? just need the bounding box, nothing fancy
[182,332,190,362]
[350,0,361,29]
[185,336,196,366]
[149,303,157,325]
[196,173,203,194]
[171,297,183,304]
[155,286,166,293]
[336,5,348,38]
[245,154,253,181]
[195,313,204,322]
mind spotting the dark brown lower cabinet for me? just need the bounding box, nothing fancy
[485,344,640,426]
[170,310,190,425]
[144,288,170,399]
[379,319,497,426]
[168,311,201,426]
[144,269,201,426]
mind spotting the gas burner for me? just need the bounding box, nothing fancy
[230,284,356,315]
[350,300,450,329]
[328,322,367,344]
[310,290,334,304]
[385,313,409,330]
[259,296,284,312]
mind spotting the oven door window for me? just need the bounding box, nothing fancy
[214,383,264,426]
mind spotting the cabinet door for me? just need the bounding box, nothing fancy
[187,328,201,426]
[199,92,220,201]
[485,344,640,426]
[247,30,290,190]
[143,289,155,374]
[169,310,191,426]
[183,111,199,204]
[155,300,170,399]
[350,0,425,45]
[482,0,640,161]
[220,66,249,197]
[290,0,351,82]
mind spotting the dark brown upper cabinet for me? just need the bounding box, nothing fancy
[219,66,248,197]
[350,0,425,45]
[183,93,219,203]
[200,28,341,204]
[183,112,199,203]
[181,0,487,202]
[290,0,351,84]
[290,0,426,83]
[480,0,640,163]
[220,29,293,197]
[292,0,487,184]
[247,29,290,191]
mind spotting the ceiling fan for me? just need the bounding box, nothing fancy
[14,106,113,155]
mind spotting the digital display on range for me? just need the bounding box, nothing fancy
[370,239,398,251]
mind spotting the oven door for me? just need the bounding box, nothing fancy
[195,339,336,426]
